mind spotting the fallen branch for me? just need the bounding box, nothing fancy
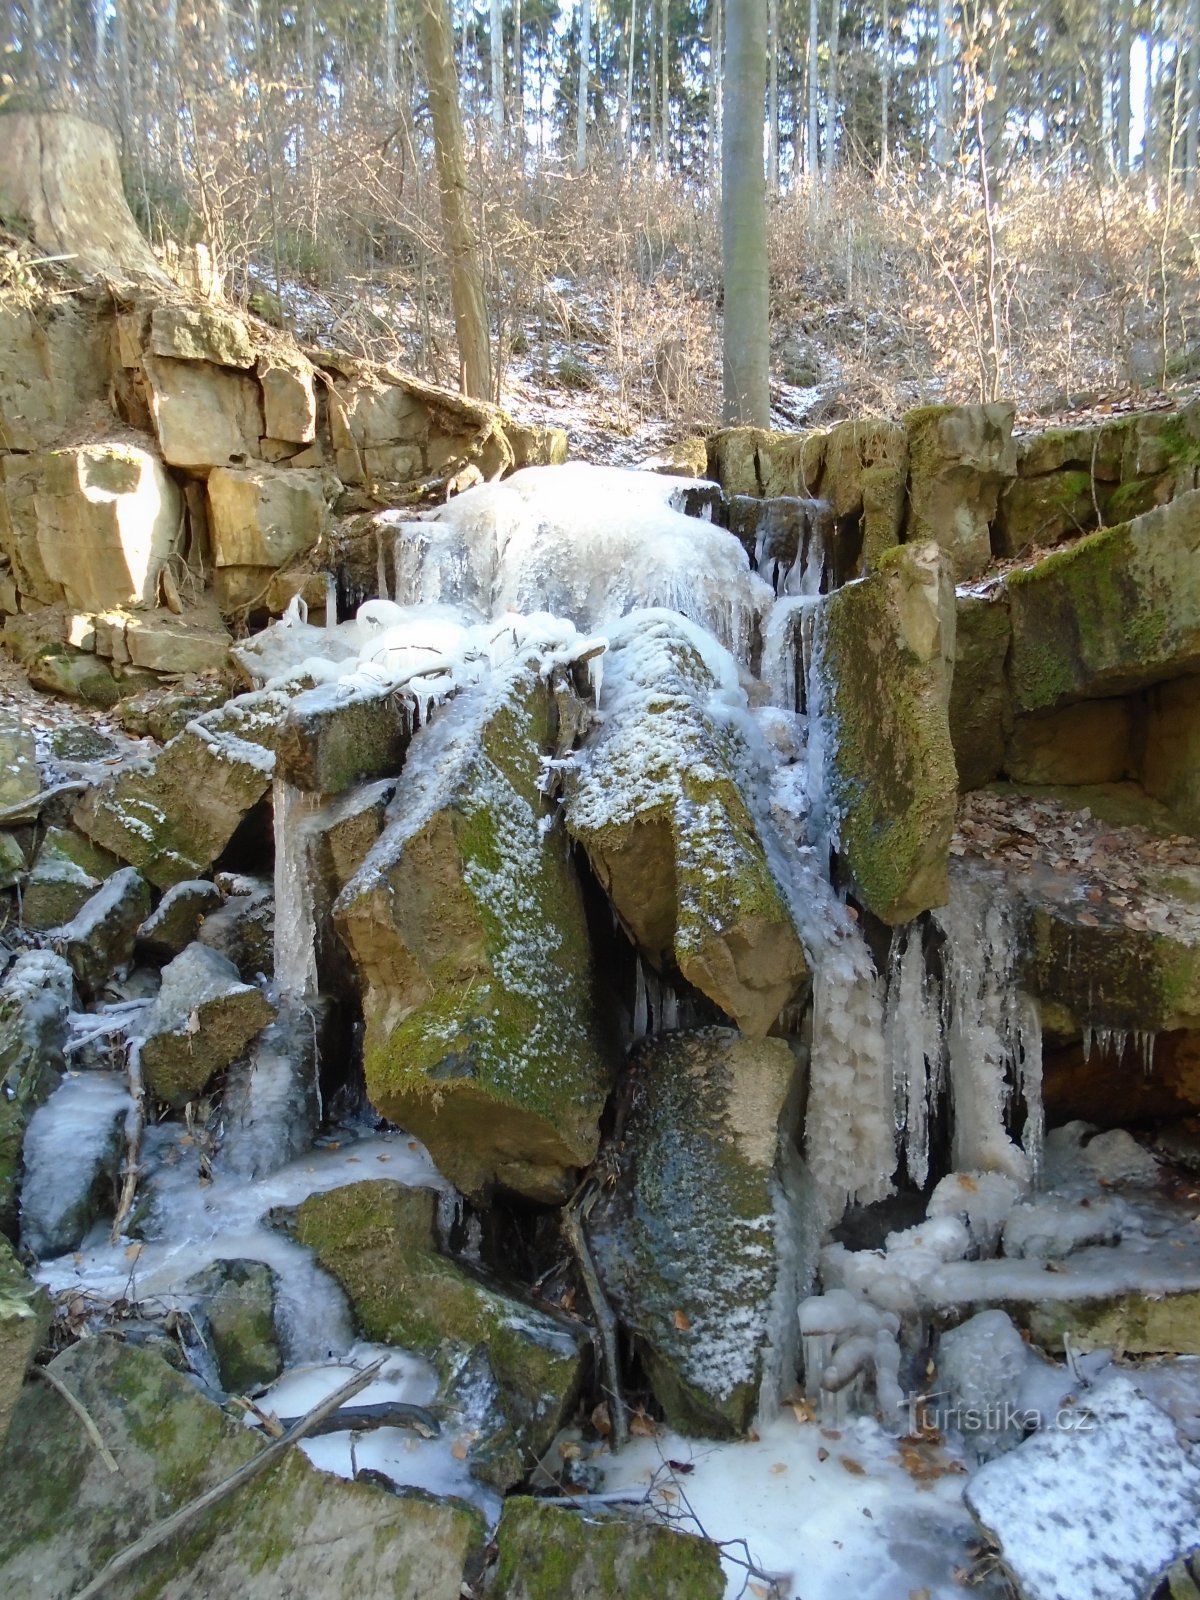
[0,779,88,827]
[272,1399,441,1438]
[562,1199,630,1451]
[110,1043,145,1243]
[31,1366,120,1475]
[68,1357,385,1600]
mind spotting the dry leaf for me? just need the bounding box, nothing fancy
[629,1409,657,1438]
[672,1308,691,1331]
[124,1242,143,1262]
[591,1401,612,1439]
[817,1447,830,1462]
[451,1439,469,1460]
[790,1398,815,1424]
[769,1462,788,1475]
[839,1456,865,1475]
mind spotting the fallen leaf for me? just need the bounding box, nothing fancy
[591,1402,611,1439]
[629,1410,657,1438]
[791,1398,815,1424]
[666,1458,695,1474]
[770,1462,788,1475]
[672,1308,691,1331]
[817,1447,829,1462]
[451,1439,468,1460]
[124,1242,143,1262]
[840,1456,865,1475]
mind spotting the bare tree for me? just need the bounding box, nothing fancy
[722,0,770,424]
[577,0,591,171]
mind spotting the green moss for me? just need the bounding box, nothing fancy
[1024,907,1200,1032]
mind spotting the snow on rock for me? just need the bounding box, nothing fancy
[18,1071,130,1257]
[966,1374,1200,1600]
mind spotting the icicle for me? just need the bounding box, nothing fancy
[632,956,648,1040]
[272,778,320,999]
[761,596,807,713]
[1017,993,1044,1183]
[323,572,338,629]
[660,984,678,1032]
[884,927,942,1190]
[375,527,390,602]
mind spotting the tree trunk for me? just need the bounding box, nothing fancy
[514,0,524,137]
[420,0,492,399]
[490,0,503,131]
[880,0,889,176]
[722,0,770,425]
[660,0,669,169]
[825,0,840,173]
[709,0,723,183]
[1116,0,1132,173]
[386,0,398,105]
[767,0,779,189]
[576,0,590,171]
[934,0,953,168]
[626,0,639,158]
[807,0,819,178]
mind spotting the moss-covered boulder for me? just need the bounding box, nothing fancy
[26,646,120,709]
[705,425,824,499]
[0,951,73,1238]
[20,825,119,931]
[335,656,616,1204]
[564,612,808,1036]
[0,719,39,813]
[74,687,291,888]
[949,594,1012,790]
[51,866,151,996]
[491,1497,726,1600]
[588,1028,817,1439]
[291,1180,587,1486]
[1024,906,1200,1034]
[0,1238,46,1455]
[0,1337,486,1599]
[1140,674,1200,835]
[994,467,1103,558]
[277,678,416,795]
[1004,491,1200,714]
[814,541,958,923]
[136,879,225,963]
[19,1073,128,1258]
[140,944,275,1107]
[904,402,1016,579]
[1026,1290,1200,1356]
[183,1258,282,1393]
[820,416,908,568]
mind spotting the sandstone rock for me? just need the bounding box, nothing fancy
[1025,905,1200,1034]
[994,468,1102,557]
[0,720,39,814]
[25,647,120,708]
[0,1337,486,1599]
[292,1180,587,1488]
[116,683,230,743]
[143,355,263,471]
[276,678,415,794]
[1140,674,1200,835]
[48,866,150,995]
[182,1258,282,1393]
[0,832,25,889]
[257,353,317,443]
[0,453,61,604]
[140,943,274,1106]
[0,114,169,284]
[564,613,808,1035]
[137,880,225,962]
[813,541,958,923]
[588,1027,816,1438]
[123,607,234,675]
[706,425,823,498]
[0,1239,45,1455]
[819,416,908,567]
[207,464,328,569]
[1005,491,1200,713]
[73,687,287,887]
[1044,1031,1200,1125]
[491,1497,726,1600]
[644,436,708,477]
[0,300,112,454]
[21,826,118,932]
[148,304,254,368]
[335,658,615,1204]
[196,877,274,982]
[905,402,1017,579]
[1005,698,1133,786]
[949,595,1012,790]
[0,951,73,1236]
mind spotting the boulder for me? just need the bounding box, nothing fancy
[0,1239,45,1454]
[73,688,288,887]
[1141,674,1200,835]
[0,720,39,814]
[1025,907,1200,1034]
[136,880,225,962]
[904,402,1017,579]
[491,1498,726,1600]
[143,355,264,472]
[21,826,118,932]
[564,613,808,1036]
[139,944,275,1106]
[276,678,415,794]
[196,877,275,982]
[812,541,958,923]
[0,1337,486,1600]
[0,832,25,889]
[326,367,518,487]
[258,353,317,444]
[0,300,112,454]
[182,1258,282,1393]
[148,304,255,369]
[29,443,182,613]
[994,468,1102,557]
[292,1180,587,1487]
[819,416,908,567]
[705,426,823,499]
[1005,699,1133,786]
[207,464,328,569]
[0,453,61,604]
[949,595,1012,790]
[1026,1290,1200,1356]
[588,1027,817,1439]
[1005,491,1200,713]
[0,951,74,1236]
[934,1310,1032,1460]
[50,866,151,996]
[18,1073,128,1257]
[335,658,616,1204]
[116,683,230,743]
[122,607,234,676]
[25,647,120,708]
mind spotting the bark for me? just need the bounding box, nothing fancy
[420,0,493,399]
[807,0,819,177]
[880,0,889,175]
[722,0,770,425]
[626,0,639,157]
[767,0,779,189]
[490,0,503,130]
[935,0,953,167]
[825,0,840,173]
[1116,0,1132,174]
[577,0,591,171]
[661,0,670,168]
[386,0,398,105]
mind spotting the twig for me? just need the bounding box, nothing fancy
[562,1198,630,1451]
[31,1367,120,1475]
[0,780,89,827]
[270,1399,441,1438]
[110,1043,146,1243]
[68,1358,385,1600]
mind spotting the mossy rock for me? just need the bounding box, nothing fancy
[588,1028,816,1439]
[1016,419,1129,481]
[491,1497,726,1600]
[183,1259,282,1394]
[0,720,39,812]
[26,646,120,709]
[564,613,808,1036]
[1004,490,1200,714]
[1004,699,1134,787]
[335,657,616,1204]
[904,402,1016,580]
[1026,1290,1200,1356]
[1141,675,1200,837]
[0,1337,486,1599]
[1023,904,1200,1034]
[21,824,120,931]
[949,595,1012,790]
[816,541,959,923]
[994,469,1105,558]
[139,944,275,1107]
[291,1180,587,1487]
[0,1237,47,1454]
[706,426,824,499]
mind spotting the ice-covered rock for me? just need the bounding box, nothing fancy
[18,1072,129,1257]
[934,1310,1034,1460]
[0,1238,44,1455]
[0,950,74,1234]
[181,1258,282,1394]
[50,866,151,996]
[136,879,225,963]
[20,824,118,931]
[335,649,615,1203]
[564,611,808,1038]
[587,1026,819,1438]
[1002,1195,1127,1260]
[139,944,275,1107]
[966,1374,1200,1600]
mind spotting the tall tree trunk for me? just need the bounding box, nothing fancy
[722,0,770,425]
[576,0,590,171]
[660,0,669,169]
[386,0,398,105]
[934,0,953,167]
[825,0,840,173]
[807,0,819,177]
[1116,0,1132,173]
[626,0,639,158]
[489,0,503,130]
[514,0,524,139]
[767,0,779,189]
[93,0,106,87]
[1188,0,1200,194]
[880,0,889,176]
[420,0,492,398]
